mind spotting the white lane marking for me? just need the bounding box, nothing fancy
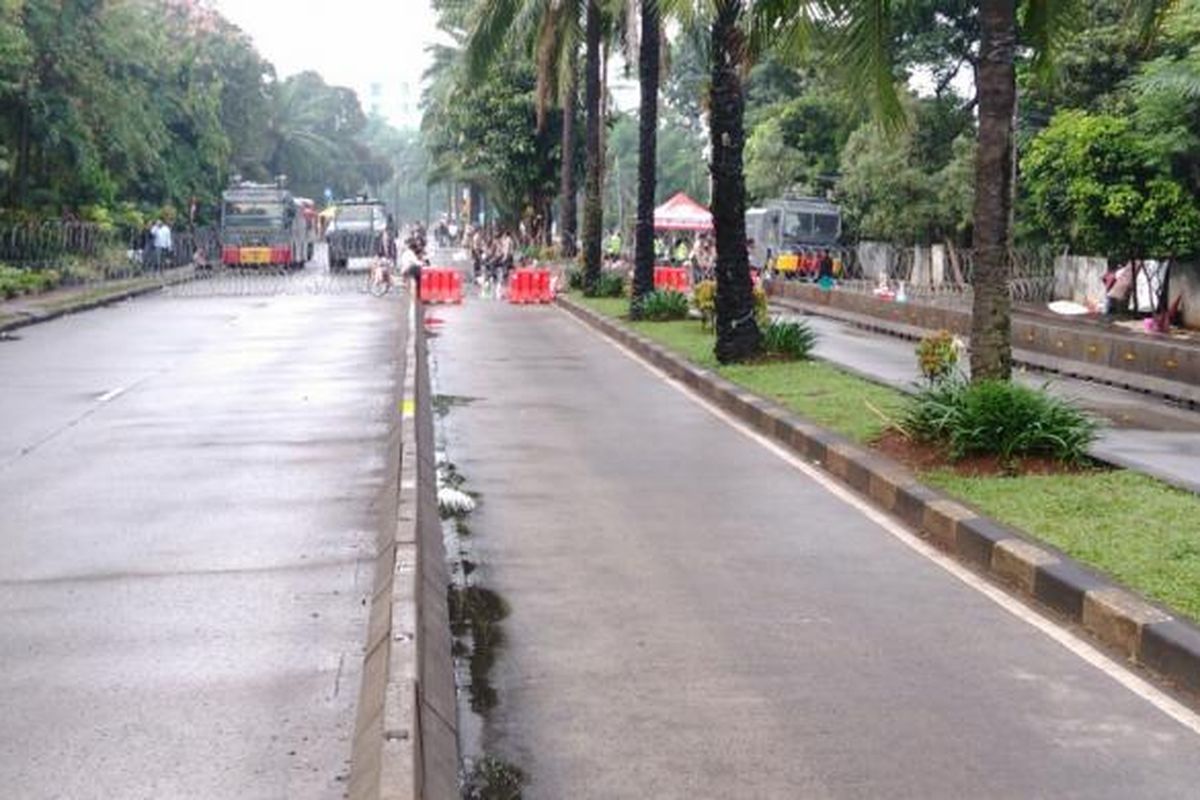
[562,307,1200,738]
[96,386,128,404]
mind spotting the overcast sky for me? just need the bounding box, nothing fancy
[212,0,442,128]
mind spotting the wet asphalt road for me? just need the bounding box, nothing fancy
[431,297,1200,799]
[0,279,405,798]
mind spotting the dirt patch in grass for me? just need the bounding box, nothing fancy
[871,428,1106,477]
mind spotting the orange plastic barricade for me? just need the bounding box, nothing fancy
[507,268,554,304]
[653,266,689,292]
[420,268,464,304]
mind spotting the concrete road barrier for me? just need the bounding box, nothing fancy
[349,300,459,800]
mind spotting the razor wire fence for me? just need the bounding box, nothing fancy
[786,243,1060,307]
[0,221,401,300]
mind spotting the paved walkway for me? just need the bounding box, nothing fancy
[429,298,1200,799]
[772,306,1200,494]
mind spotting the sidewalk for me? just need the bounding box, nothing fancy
[770,297,1200,494]
[426,298,1200,799]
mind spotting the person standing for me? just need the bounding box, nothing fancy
[151,219,173,270]
[500,229,515,281]
[817,249,835,292]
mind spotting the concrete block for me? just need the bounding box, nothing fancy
[893,482,943,529]
[921,499,976,552]
[1139,620,1200,694]
[1033,560,1108,620]
[1082,587,1171,660]
[991,539,1058,596]
[955,517,1014,571]
[866,465,911,511]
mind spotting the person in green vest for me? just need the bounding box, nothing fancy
[673,237,690,266]
[605,229,622,263]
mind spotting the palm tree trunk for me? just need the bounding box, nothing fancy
[710,0,761,363]
[582,0,604,289]
[560,52,578,258]
[631,0,660,317]
[970,0,1016,381]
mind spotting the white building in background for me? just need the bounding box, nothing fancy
[368,80,423,131]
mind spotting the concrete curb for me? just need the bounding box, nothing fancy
[559,295,1200,700]
[0,271,193,334]
[349,299,459,800]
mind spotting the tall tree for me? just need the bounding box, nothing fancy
[710,0,761,361]
[971,0,1016,378]
[561,47,579,256]
[582,0,604,289]
[631,0,661,315]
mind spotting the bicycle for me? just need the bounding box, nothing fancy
[366,257,397,296]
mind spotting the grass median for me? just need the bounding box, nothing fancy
[573,293,1200,623]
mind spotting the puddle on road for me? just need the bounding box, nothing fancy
[430,344,526,798]
[447,584,509,713]
[433,393,480,418]
[462,756,525,800]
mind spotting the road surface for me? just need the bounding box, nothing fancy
[0,274,405,798]
[430,297,1200,799]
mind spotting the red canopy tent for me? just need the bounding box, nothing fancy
[653,192,713,232]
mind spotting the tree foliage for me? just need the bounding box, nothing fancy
[1022,110,1200,259]
[0,0,411,220]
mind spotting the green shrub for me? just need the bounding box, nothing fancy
[916,329,962,384]
[762,319,817,360]
[584,271,625,298]
[753,284,769,327]
[693,279,716,328]
[691,281,768,329]
[902,379,1098,463]
[566,268,586,291]
[640,289,690,321]
[0,265,62,298]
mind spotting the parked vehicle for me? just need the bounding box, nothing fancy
[746,196,844,277]
[219,180,311,269]
[326,197,390,272]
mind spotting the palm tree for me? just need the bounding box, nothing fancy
[970,0,1017,379]
[464,0,629,276]
[710,0,762,361]
[630,0,661,316]
[581,0,606,290]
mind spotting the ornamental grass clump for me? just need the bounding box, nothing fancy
[584,272,625,298]
[902,379,1098,464]
[761,319,817,360]
[640,289,690,321]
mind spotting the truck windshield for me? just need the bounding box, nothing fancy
[223,199,286,229]
[814,213,839,238]
[783,212,814,239]
[336,206,381,226]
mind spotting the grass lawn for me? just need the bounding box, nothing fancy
[572,292,1200,623]
[927,470,1200,621]
[579,295,905,442]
